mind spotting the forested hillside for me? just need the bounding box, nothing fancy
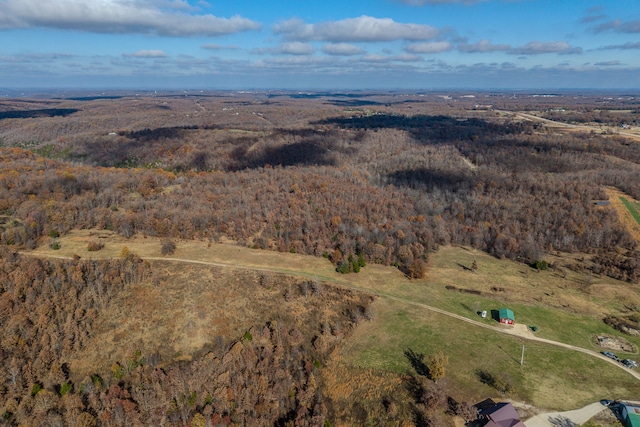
[0,247,374,425]
[1,91,640,425]
[1,92,639,280]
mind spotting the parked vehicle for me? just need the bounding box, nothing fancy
[601,351,620,361]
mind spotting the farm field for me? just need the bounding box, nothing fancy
[335,297,640,412]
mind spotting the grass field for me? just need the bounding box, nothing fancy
[604,187,640,243]
[30,229,640,412]
[336,298,640,410]
[620,196,640,226]
[333,245,640,411]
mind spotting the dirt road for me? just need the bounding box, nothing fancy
[29,252,640,382]
[495,110,640,142]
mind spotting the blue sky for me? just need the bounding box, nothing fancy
[0,0,639,89]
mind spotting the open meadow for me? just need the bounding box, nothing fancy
[30,229,640,416]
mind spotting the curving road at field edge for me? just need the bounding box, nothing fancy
[29,252,640,383]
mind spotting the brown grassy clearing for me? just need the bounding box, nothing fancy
[604,187,640,243]
[499,110,640,142]
[32,228,640,338]
[37,229,637,319]
[29,229,640,412]
[424,246,640,318]
[43,231,373,384]
[69,259,372,384]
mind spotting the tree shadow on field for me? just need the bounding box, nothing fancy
[548,415,578,427]
[496,344,520,364]
[0,108,79,120]
[456,262,474,272]
[404,348,430,378]
[314,114,520,144]
[476,369,495,386]
[229,139,347,170]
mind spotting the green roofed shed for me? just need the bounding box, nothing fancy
[622,403,640,427]
[499,308,515,325]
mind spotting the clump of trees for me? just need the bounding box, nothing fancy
[335,253,366,274]
[0,246,374,425]
[476,369,514,395]
[403,349,475,425]
[161,239,177,255]
[86,240,103,251]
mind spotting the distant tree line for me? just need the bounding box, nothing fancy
[1,109,639,280]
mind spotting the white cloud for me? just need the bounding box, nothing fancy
[274,16,439,42]
[250,42,314,56]
[258,56,336,69]
[0,0,261,36]
[594,19,640,33]
[457,39,510,53]
[580,12,605,24]
[509,41,582,55]
[405,41,452,53]
[322,43,365,56]
[360,54,391,62]
[596,42,640,50]
[594,60,621,66]
[579,5,606,24]
[201,44,240,50]
[394,53,423,62]
[0,52,75,63]
[126,50,168,58]
[280,42,314,55]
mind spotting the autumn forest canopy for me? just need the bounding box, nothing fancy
[1,90,640,425]
[1,92,639,280]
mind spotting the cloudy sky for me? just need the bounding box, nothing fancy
[1,0,639,89]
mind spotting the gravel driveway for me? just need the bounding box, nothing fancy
[524,402,608,427]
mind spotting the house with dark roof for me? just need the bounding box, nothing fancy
[476,399,525,427]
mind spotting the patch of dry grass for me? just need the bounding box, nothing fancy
[29,229,640,411]
[63,245,371,384]
[426,245,640,318]
[604,187,640,243]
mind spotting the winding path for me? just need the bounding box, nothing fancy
[28,252,640,382]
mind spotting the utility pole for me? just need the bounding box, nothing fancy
[520,345,525,366]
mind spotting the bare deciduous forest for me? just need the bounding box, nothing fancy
[0,90,639,425]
